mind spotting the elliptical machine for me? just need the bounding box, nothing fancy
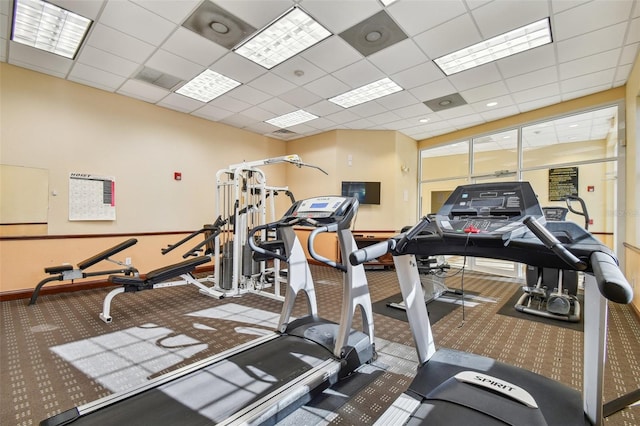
[515,195,589,322]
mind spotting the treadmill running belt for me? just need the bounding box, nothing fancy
[66,336,334,425]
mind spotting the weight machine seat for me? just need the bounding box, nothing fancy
[77,238,138,270]
[44,264,74,274]
[109,256,211,291]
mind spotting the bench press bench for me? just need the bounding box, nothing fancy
[29,238,139,305]
[99,255,216,323]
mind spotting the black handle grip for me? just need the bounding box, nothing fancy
[349,240,396,266]
[522,216,587,271]
[590,251,633,304]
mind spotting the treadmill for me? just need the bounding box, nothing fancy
[42,195,375,426]
[350,182,632,426]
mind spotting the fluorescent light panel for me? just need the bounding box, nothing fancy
[11,0,92,59]
[234,7,331,69]
[266,110,318,128]
[176,69,241,102]
[329,78,403,108]
[434,18,552,76]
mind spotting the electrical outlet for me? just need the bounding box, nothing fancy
[125,257,132,265]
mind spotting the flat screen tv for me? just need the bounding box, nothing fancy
[341,181,381,205]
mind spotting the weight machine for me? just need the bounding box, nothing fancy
[213,155,327,299]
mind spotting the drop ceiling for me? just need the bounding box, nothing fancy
[1,0,638,141]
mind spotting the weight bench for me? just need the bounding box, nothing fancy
[29,238,139,305]
[99,255,220,323]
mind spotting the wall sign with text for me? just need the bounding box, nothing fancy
[548,167,578,201]
[69,173,116,221]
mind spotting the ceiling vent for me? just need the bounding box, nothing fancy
[270,128,299,140]
[339,10,408,57]
[423,93,468,112]
[182,1,256,49]
[134,67,182,90]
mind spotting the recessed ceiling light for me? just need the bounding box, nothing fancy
[175,69,241,102]
[11,0,92,59]
[210,22,229,34]
[486,101,498,107]
[434,18,552,76]
[328,77,403,108]
[266,109,318,128]
[419,118,430,123]
[234,7,331,69]
[569,124,578,128]
[380,0,398,5]
[365,31,382,42]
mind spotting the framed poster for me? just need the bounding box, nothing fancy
[69,173,116,221]
[548,167,578,201]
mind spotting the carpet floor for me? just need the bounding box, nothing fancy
[1,266,639,425]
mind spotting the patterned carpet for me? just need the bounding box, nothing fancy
[1,265,639,425]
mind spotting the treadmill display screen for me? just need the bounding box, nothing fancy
[310,202,329,209]
[469,197,504,208]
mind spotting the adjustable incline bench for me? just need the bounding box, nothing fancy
[29,238,139,305]
[99,255,213,323]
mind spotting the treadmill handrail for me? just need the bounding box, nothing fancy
[590,251,633,304]
[522,216,587,271]
[308,225,347,272]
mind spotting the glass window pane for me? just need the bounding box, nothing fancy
[522,106,618,169]
[472,129,518,176]
[421,141,469,180]
[420,178,468,216]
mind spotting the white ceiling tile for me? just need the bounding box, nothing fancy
[559,49,621,80]
[157,92,203,113]
[392,103,433,119]
[301,0,382,34]
[626,17,640,44]
[240,106,274,121]
[447,114,486,129]
[305,99,344,116]
[8,42,72,77]
[436,104,476,119]
[366,110,403,125]
[496,44,556,79]
[561,83,613,102]
[99,1,176,46]
[117,79,169,103]
[556,23,627,63]
[343,117,375,129]
[480,105,520,122]
[387,0,467,37]
[271,56,327,85]
[1,0,11,15]
[279,87,323,108]
[413,13,481,59]
[409,79,458,103]
[620,43,640,65]
[221,113,255,128]
[210,53,266,83]
[464,0,493,10]
[448,63,501,92]
[614,64,632,82]
[192,104,235,121]
[390,61,444,89]
[511,82,560,104]
[131,0,200,24]
[288,121,320,134]
[301,36,361,74]
[560,69,616,93]
[76,45,139,78]
[208,95,252,112]
[248,72,297,96]
[161,27,227,67]
[470,95,515,114]
[505,66,558,92]
[517,95,562,113]
[227,85,272,105]
[553,0,634,40]
[303,74,350,98]
[256,97,296,115]
[375,90,420,110]
[216,0,297,28]
[460,81,510,103]
[54,0,105,20]
[368,39,428,75]
[86,24,155,64]
[332,59,385,87]
[68,62,125,91]
[349,101,387,117]
[325,109,361,124]
[244,121,280,134]
[472,0,549,38]
[550,0,585,15]
[306,116,337,130]
[145,49,201,80]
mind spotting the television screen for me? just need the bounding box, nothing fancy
[341,181,381,205]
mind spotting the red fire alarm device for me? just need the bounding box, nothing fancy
[587,185,594,192]
[174,172,182,181]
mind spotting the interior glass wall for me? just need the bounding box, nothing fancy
[419,104,622,278]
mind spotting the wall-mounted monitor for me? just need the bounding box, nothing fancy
[341,181,381,205]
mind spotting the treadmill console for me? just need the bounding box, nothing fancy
[286,196,358,228]
[435,182,544,237]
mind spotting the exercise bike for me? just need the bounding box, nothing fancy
[515,195,589,322]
